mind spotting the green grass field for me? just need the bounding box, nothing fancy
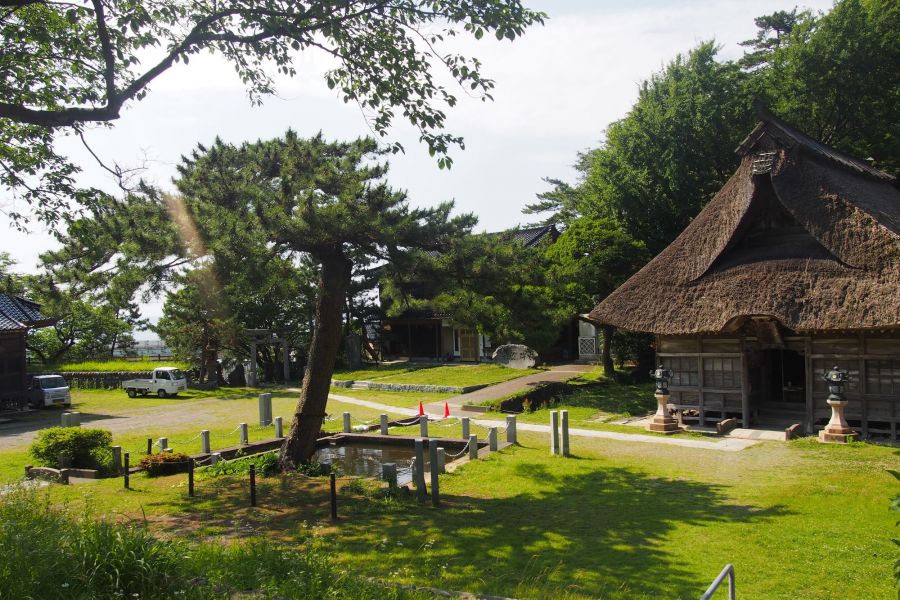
[3,383,898,598]
[39,358,192,372]
[330,387,456,408]
[334,363,540,387]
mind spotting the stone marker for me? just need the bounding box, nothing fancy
[461,417,470,440]
[201,430,211,454]
[274,416,283,439]
[550,411,560,455]
[342,412,351,433]
[506,415,517,444]
[239,423,249,445]
[488,427,498,451]
[491,344,538,369]
[380,414,389,435]
[414,439,427,501]
[468,434,478,460]
[382,463,398,489]
[429,443,440,507]
[258,393,273,426]
[561,410,570,457]
[159,437,169,452]
[436,447,446,473]
[419,415,429,438]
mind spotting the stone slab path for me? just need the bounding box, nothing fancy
[423,364,595,416]
[329,393,759,452]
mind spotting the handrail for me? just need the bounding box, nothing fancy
[700,564,735,600]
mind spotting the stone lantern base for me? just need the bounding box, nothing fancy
[817,398,859,444]
[647,393,680,434]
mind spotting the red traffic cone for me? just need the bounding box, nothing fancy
[418,401,425,416]
[444,402,451,418]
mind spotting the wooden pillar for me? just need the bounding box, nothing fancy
[697,350,706,426]
[804,337,814,434]
[740,345,750,428]
[859,331,868,438]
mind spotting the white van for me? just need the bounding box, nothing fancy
[29,375,72,408]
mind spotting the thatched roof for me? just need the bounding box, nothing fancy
[588,113,900,335]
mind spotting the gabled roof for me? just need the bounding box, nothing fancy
[505,225,559,247]
[589,113,900,335]
[0,294,55,332]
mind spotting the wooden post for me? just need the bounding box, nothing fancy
[461,417,470,440]
[146,438,152,455]
[111,446,122,473]
[429,443,440,507]
[740,348,750,428]
[414,438,427,502]
[342,412,351,433]
[249,464,257,507]
[329,472,337,519]
[188,459,195,497]
[859,335,868,438]
[804,337,814,434]
[123,453,130,489]
[380,414,389,435]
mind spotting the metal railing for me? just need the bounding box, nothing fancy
[700,564,735,600]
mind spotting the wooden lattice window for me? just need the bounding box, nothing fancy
[662,356,699,387]
[865,359,900,396]
[703,357,741,389]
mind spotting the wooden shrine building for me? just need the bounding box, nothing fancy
[588,112,900,441]
[0,294,54,410]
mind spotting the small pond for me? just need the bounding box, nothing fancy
[312,440,427,486]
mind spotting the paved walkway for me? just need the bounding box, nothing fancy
[422,363,594,415]
[329,393,758,452]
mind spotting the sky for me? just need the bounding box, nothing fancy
[2,0,834,332]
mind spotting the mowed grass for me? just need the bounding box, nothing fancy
[376,364,541,387]
[0,388,410,484]
[41,358,192,372]
[332,363,428,381]
[23,430,899,599]
[330,387,456,409]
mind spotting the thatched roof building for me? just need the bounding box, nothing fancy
[589,112,899,440]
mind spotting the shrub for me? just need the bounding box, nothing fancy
[203,451,282,478]
[29,427,112,471]
[139,452,192,477]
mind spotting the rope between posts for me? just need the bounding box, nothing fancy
[210,425,243,439]
[392,417,420,427]
[167,432,202,446]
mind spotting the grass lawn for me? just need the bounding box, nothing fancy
[0,388,410,484]
[330,387,456,409]
[18,430,898,599]
[375,364,541,387]
[40,358,192,372]
[332,363,428,381]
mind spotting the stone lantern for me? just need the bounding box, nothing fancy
[647,365,679,434]
[818,365,859,443]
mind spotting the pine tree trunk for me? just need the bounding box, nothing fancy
[601,324,615,378]
[279,252,352,468]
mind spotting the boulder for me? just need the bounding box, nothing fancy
[491,344,538,369]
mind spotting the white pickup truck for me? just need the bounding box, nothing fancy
[123,367,188,398]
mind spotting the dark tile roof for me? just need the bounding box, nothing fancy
[505,225,559,247]
[0,294,54,332]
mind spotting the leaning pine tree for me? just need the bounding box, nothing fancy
[229,132,476,467]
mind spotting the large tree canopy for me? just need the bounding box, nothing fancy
[173,131,475,465]
[1,0,544,225]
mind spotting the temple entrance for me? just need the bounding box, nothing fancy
[749,348,806,425]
